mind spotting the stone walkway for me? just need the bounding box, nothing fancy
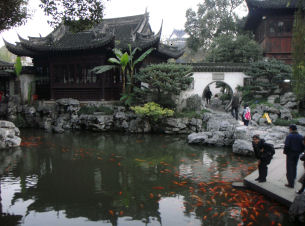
[244,149,305,207]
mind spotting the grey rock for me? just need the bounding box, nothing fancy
[297,118,305,126]
[280,92,297,105]
[185,94,203,111]
[234,126,251,140]
[232,139,254,156]
[188,132,208,144]
[252,113,262,123]
[284,101,298,109]
[289,194,305,223]
[280,108,293,120]
[267,95,280,104]
[0,120,22,149]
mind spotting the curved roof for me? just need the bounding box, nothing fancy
[245,0,300,30]
[5,13,184,59]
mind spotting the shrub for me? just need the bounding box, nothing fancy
[78,105,113,115]
[274,119,298,126]
[131,102,174,121]
[134,63,193,107]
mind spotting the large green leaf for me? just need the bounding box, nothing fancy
[113,48,123,59]
[134,48,155,66]
[108,58,121,65]
[91,65,115,74]
[14,56,22,77]
[120,53,129,67]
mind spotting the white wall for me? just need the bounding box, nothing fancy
[19,74,35,103]
[178,72,248,110]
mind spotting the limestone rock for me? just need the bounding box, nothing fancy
[232,139,254,156]
[280,92,297,105]
[185,94,203,111]
[289,194,305,223]
[188,132,208,144]
[0,120,22,149]
[280,108,292,120]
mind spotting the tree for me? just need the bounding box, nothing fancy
[291,0,305,103]
[134,64,193,108]
[205,34,263,63]
[184,0,244,51]
[0,0,29,32]
[39,0,108,31]
[239,59,292,102]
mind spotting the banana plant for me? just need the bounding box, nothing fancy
[92,45,155,106]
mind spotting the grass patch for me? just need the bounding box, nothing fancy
[274,119,298,126]
[78,105,114,115]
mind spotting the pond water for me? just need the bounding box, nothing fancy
[0,129,294,226]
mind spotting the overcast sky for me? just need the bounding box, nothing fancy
[0,0,248,47]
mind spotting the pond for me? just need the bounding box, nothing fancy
[0,129,292,226]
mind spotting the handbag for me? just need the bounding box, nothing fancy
[300,152,305,161]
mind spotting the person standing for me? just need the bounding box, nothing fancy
[231,92,240,120]
[284,125,304,188]
[252,135,275,182]
[242,104,251,126]
[204,87,212,105]
[297,137,305,194]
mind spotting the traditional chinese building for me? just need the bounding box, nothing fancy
[0,60,15,96]
[245,0,301,64]
[4,12,184,100]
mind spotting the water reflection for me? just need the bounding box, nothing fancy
[0,130,292,225]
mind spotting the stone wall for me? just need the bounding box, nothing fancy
[0,97,204,135]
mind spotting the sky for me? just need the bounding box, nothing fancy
[0,0,248,47]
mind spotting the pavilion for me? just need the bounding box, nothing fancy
[4,12,184,100]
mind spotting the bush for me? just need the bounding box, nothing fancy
[274,119,298,126]
[78,105,113,115]
[131,102,174,121]
[134,63,193,107]
[239,59,292,102]
[13,114,27,128]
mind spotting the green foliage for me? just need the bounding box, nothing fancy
[78,105,113,115]
[239,59,292,102]
[292,4,305,102]
[274,119,299,127]
[12,114,27,128]
[92,46,155,106]
[131,102,174,122]
[184,0,244,51]
[134,63,193,107]
[206,34,263,63]
[0,0,29,32]
[14,56,22,77]
[39,0,106,29]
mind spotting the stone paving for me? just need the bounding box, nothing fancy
[244,149,305,207]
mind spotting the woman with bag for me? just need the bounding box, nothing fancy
[242,104,251,126]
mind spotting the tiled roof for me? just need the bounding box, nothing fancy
[246,0,299,9]
[4,13,184,59]
[185,63,249,72]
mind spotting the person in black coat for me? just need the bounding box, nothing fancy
[204,88,212,105]
[297,136,305,194]
[284,124,304,188]
[252,134,275,182]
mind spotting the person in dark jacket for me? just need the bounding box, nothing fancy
[231,92,240,120]
[297,136,305,194]
[284,124,304,188]
[252,134,275,182]
[204,87,212,105]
